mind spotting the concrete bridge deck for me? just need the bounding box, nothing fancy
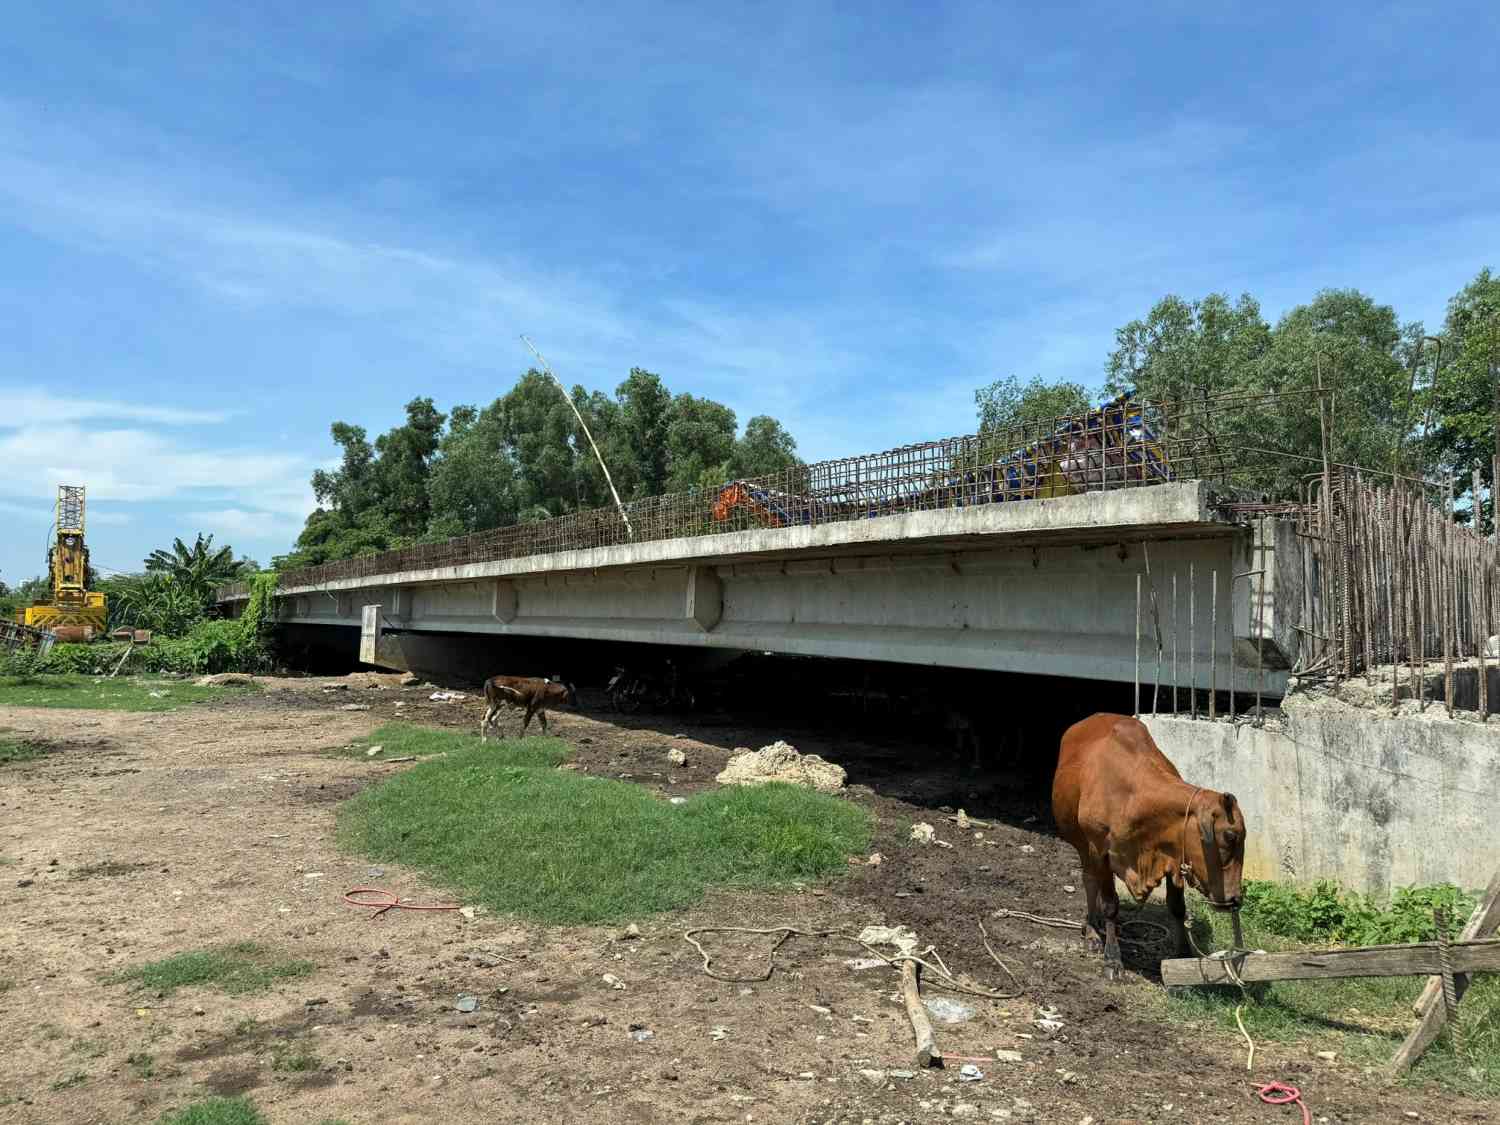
[223,481,1292,695]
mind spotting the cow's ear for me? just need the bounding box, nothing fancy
[1222,792,1237,815]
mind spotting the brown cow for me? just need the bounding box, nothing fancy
[1052,713,1246,977]
[480,675,578,739]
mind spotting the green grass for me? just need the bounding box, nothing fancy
[111,942,313,996]
[157,1097,267,1125]
[0,737,49,766]
[336,726,871,924]
[270,1042,321,1073]
[50,1072,87,1091]
[127,1051,156,1079]
[1161,883,1499,1099]
[0,674,255,712]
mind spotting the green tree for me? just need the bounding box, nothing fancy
[616,368,673,498]
[289,399,448,564]
[1104,292,1271,404]
[566,386,631,510]
[275,508,397,569]
[371,396,446,539]
[1251,289,1416,494]
[144,533,241,595]
[975,375,1093,435]
[278,367,804,566]
[665,393,738,492]
[426,402,520,539]
[310,422,377,516]
[731,415,801,478]
[498,371,584,518]
[1421,268,1500,528]
[1102,288,1416,498]
[105,572,207,636]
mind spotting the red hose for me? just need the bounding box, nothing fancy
[1257,1082,1310,1125]
[343,886,460,919]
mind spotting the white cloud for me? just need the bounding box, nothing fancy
[186,508,284,542]
[87,511,134,526]
[0,141,637,375]
[0,390,230,428]
[0,424,318,522]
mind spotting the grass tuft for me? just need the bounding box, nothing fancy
[1161,881,1499,1098]
[157,1096,267,1125]
[0,738,49,766]
[111,943,313,996]
[337,727,870,924]
[270,1042,320,1073]
[0,674,255,712]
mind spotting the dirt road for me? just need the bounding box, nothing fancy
[0,678,1484,1123]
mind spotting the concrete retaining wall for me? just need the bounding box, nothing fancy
[1145,701,1500,896]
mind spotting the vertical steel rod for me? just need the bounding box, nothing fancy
[1210,569,1218,721]
[1257,519,1267,723]
[1190,561,1197,720]
[1172,570,1179,715]
[1134,572,1142,718]
[1230,574,1237,722]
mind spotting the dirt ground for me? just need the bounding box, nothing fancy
[0,676,1489,1124]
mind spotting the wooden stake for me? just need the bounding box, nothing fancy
[899,959,941,1068]
[1411,868,1500,1019]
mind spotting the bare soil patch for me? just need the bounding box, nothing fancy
[0,676,1488,1123]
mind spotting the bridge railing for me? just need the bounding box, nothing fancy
[221,388,1325,598]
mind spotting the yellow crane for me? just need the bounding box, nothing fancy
[16,485,108,643]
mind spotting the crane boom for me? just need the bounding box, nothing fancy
[14,484,108,642]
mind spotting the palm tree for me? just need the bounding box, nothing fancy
[143,534,241,598]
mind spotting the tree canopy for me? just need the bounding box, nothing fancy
[983,271,1497,510]
[975,375,1092,435]
[277,368,803,569]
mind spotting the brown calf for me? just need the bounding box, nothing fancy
[1052,713,1246,977]
[480,675,579,739]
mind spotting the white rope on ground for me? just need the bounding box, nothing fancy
[997,900,1258,1068]
[682,921,1023,1000]
[1184,918,1257,1070]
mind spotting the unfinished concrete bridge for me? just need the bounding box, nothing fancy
[220,396,1303,697]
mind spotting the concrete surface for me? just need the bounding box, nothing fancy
[1146,698,1500,895]
[229,482,1224,598]
[273,532,1284,691]
[225,485,1294,692]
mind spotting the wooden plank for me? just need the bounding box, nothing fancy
[1413,868,1500,1017]
[1161,938,1500,987]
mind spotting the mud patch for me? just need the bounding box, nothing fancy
[70,859,160,880]
[290,1072,337,1092]
[200,1067,262,1096]
[291,778,367,804]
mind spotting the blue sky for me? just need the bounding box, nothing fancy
[2,2,1497,584]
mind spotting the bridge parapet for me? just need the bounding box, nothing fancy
[220,391,1238,603]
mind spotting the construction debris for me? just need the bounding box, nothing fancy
[715,741,846,792]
